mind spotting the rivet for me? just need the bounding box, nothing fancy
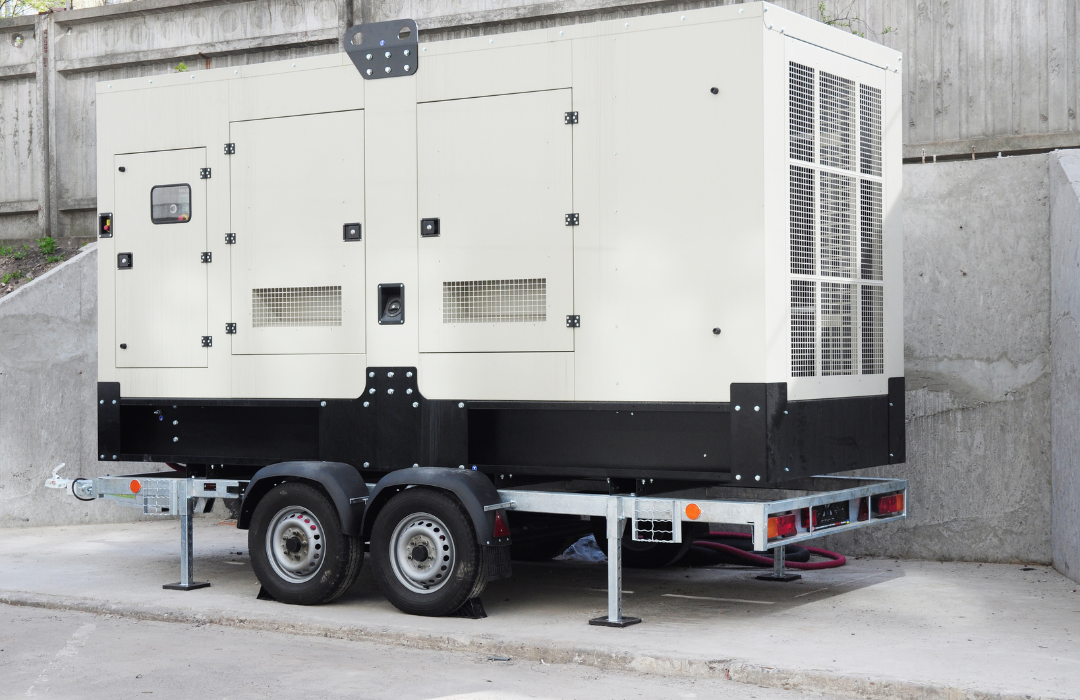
[755,475,761,481]
[99,399,104,405]
[413,463,419,468]
[366,69,372,76]
[459,465,465,469]
[292,62,296,67]
[624,22,629,26]
[785,467,790,471]
[369,388,376,394]
[489,38,494,44]
[387,388,395,394]
[366,53,372,60]
[889,402,894,407]
[100,454,104,459]
[363,401,370,408]
[148,79,152,84]
[113,455,117,460]
[681,15,685,20]
[404,65,410,72]
[739,7,744,13]
[458,402,465,408]
[388,371,395,378]
[559,30,564,36]
[112,400,117,405]
[412,401,419,408]
[423,47,427,52]
[384,67,391,74]
[404,49,410,56]
[784,410,789,414]
[173,437,179,442]
[363,462,370,468]
[735,405,741,411]
[172,420,178,425]
[108,84,112,88]
[369,371,375,377]
[320,401,327,407]
[735,474,742,480]
[384,51,391,58]
[233,70,237,75]
[754,405,760,412]
[406,388,413,394]
[406,371,413,378]
[889,453,895,457]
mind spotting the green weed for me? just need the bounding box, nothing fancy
[38,236,58,256]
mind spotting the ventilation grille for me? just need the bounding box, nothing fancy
[789,62,884,377]
[443,279,546,324]
[252,286,342,327]
[789,62,815,162]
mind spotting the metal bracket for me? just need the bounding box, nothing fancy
[225,233,236,244]
[344,19,420,80]
[565,213,579,226]
[483,501,515,512]
[199,168,211,179]
[200,252,212,263]
[225,323,236,334]
[224,143,235,155]
[201,336,212,348]
[566,315,580,328]
[564,111,579,124]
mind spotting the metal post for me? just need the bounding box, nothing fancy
[164,480,210,591]
[589,497,641,627]
[756,544,801,582]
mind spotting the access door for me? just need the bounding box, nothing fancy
[230,111,366,355]
[418,89,574,353]
[114,148,208,368]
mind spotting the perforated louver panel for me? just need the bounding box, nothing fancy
[860,85,882,176]
[789,62,815,162]
[790,165,815,275]
[861,284,883,374]
[819,171,855,278]
[860,180,882,281]
[819,72,855,171]
[791,280,816,377]
[820,282,856,376]
[443,279,546,323]
[252,286,342,327]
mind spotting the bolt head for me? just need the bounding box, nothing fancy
[412,401,419,408]
[363,401,370,408]
[754,406,760,412]
[387,388,394,394]
[755,475,761,481]
[173,437,178,442]
[406,371,413,378]
[458,402,465,408]
[735,405,741,411]
[387,371,394,378]
[363,462,370,468]
[369,388,376,394]
[735,474,741,480]
[99,399,104,405]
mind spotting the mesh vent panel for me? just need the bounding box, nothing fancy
[860,179,883,281]
[252,286,342,327]
[861,284,884,374]
[791,280,817,377]
[443,279,546,323]
[860,84,882,177]
[789,62,815,162]
[819,72,855,171]
[821,282,856,376]
[790,165,815,275]
[820,171,855,278]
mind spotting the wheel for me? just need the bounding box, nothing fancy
[370,488,486,617]
[248,482,363,605]
[592,519,704,569]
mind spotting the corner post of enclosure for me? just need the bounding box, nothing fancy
[589,496,641,627]
[164,479,210,591]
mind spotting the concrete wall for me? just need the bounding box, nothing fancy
[1049,150,1080,583]
[825,154,1054,564]
[0,244,171,528]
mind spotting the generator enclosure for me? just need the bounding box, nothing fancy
[95,2,905,487]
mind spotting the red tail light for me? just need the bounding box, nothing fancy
[767,513,797,539]
[873,493,904,516]
[492,510,510,538]
[858,497,869,521]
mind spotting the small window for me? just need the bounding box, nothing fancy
[151,184,192,224]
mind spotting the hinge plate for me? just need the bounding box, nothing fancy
[201,336,212,348]
[344,19,420,80]
[566,315,580,328]
[224,143,235,155]
[200,252,212,263]
[199,168,211,179]
[225,323,236,334]
[564,111,579,124]
[225,233,236,244]
[565,213,579,226]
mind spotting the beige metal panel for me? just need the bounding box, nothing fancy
[418,352,574,401]
[762,21,791,388]
[759,3,898,70]
[230,110,366,356]
[232,354,368,399]
[882,65,904,381]
[573,18,767,403]
[364,75,420,368]
[417,89,574,353]
[113,148,208,369]
[96,90,118,384]
[239,54,345,79]
[416,41,571,103]
[228,65,364,122]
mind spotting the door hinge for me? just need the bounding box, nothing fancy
[200,252,212,263]
[201,336,213,347]
[200,167,211,179]
[565,213,579,226]
[566,315,580,328]
[225,233,236,244]
[224,143,235,155]
[225,323,236,334]
[564,111,579,124]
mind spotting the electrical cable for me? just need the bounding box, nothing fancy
[71,478,95,501]
[692,531,846,570]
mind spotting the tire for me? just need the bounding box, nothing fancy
[248,482,363,605]
[592,519,704,569]
[370,488,486,617]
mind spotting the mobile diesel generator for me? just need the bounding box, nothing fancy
[52,2,908,625]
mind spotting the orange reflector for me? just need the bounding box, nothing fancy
[768,513,797,539]
[685,503,702,521]
[129,479,142,494]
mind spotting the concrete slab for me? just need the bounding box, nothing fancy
[1,520,1077,700]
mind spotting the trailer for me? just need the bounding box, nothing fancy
[62,2,908,622]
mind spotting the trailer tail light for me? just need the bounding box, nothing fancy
[492,510,510,538]
[873,493,904,516]
[767,513,797,539]
[858,497,869,521]
[129,479,142,494]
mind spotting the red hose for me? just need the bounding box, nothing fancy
[695,531,846,570]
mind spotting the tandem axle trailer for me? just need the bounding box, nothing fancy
[51,470,907,626]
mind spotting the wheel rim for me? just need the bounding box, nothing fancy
[388,512,456,594]
[265,506,325,584]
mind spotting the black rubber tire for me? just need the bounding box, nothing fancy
[370,488,486,617]
[248,482,363,606]
[592,519,703,569]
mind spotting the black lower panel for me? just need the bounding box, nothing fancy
[767,395,891,481]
